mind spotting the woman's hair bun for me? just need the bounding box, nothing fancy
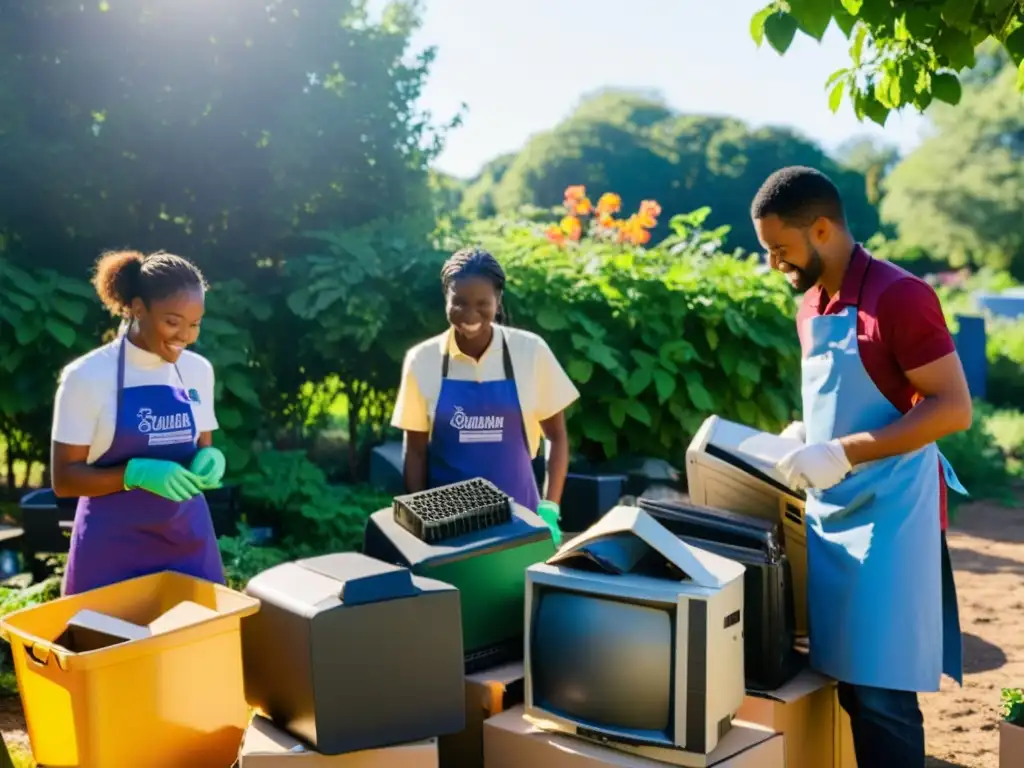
[92,250,146,316]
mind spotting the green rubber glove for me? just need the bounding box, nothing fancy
[190,446,226,490]
[537,500,563,547]
[124,458,204,503]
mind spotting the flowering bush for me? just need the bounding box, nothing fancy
[546,185,662,247]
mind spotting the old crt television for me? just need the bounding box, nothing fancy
[686,415,808,636]
[363,479,556,672]
[524,506,746,765]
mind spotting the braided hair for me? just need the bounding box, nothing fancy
[440,247,510,324]
[92,250,207,318]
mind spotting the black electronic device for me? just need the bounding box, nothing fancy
[638,497,800,691]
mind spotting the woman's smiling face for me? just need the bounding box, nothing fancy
[446,275,499,342]
[131,287,205,363]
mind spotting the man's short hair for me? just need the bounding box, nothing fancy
[751,166,846,227]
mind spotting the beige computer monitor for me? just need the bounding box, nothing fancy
[524,506,746,764]
[685,416,808,637]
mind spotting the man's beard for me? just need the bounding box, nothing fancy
[789,245,824,293]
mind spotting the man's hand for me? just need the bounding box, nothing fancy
[779,421,806,442]
[776,440,852,491]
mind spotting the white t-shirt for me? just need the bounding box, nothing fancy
[391,325,580,457]
[52,339,218,464]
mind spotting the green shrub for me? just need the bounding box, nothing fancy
[938,401,1015,506]
[987,319,1024,410]
[218,450,392,587]
[457,197,801,462]
[985,408,1024,462]
[1002,688,1024,726]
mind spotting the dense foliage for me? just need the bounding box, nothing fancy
[751,0,1024,122]
[881,52,1024,276]
[456,90,880,254]
[0,258,102,488]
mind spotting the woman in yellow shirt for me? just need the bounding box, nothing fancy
[391,247,580,511]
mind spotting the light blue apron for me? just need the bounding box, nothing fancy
[802,288,966,692]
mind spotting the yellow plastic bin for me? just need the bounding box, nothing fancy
[0,570,260,768]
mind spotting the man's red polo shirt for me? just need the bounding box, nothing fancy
[795,246,957,530]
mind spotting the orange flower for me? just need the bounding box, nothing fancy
[560,215,583,241]
[573,197,592,216]
[596,192,622,215]
[563,185,587,204]
[598,213,616,228]
[545,225,565,245]
[638,212,657,228]
[639,200,661,218]
[632,228,652,245]
[617,214,652,246]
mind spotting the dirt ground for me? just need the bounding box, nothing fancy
[922,496,1024,768]
[0,498,1020,767]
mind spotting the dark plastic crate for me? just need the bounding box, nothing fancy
[393,479,513,543]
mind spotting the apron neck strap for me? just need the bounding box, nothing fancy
[442,329,514,380]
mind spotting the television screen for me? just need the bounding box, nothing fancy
[530,586,674,740]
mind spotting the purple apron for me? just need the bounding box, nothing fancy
[428,330,542,511]
[63,337,225,595]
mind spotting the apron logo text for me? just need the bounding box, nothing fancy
[450,406,505,444]
[137,407,194,447]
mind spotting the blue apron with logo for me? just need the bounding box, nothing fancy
[64,337,225,595]
[802,269,965,691]
[428,330,541,511]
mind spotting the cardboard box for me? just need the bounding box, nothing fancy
[484,707,783,768]
[239,716,438,767]
[54,600,219,652]
[438,661,523,768]
[1001,720,1024,768]
[735,668,856,768]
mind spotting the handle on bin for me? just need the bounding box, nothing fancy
[23,638,69,672]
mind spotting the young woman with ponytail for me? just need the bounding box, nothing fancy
[50,250,226,594]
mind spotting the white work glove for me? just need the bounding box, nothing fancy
[776,440,851,491]
[779,421,806,442]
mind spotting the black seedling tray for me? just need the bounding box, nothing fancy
[393,479,513,543]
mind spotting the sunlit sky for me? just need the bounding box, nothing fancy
[405,0,931,178]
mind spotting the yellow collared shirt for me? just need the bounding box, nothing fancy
[391,324,580,457]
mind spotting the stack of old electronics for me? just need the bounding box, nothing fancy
[481,505,786,767]
[682,415,860,768]
[237,549,466,766]
[362,478,558,767]
[636,497,800,692]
